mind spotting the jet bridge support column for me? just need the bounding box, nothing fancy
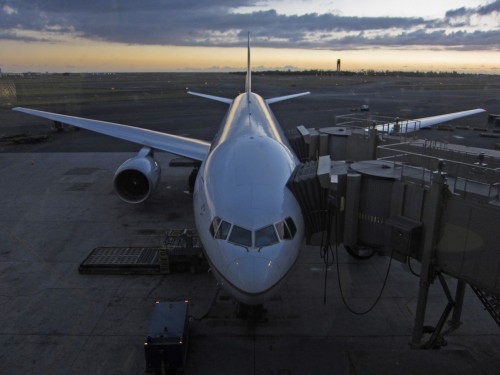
[449,280,467,329]
[411,170,448,347]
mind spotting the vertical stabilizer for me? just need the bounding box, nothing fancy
[245,32,251,95]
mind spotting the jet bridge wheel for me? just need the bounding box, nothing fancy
[344,245,376,260]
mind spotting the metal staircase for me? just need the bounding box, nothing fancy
[470,284,500,327]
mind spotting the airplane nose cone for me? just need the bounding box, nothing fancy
[226,256,281,295]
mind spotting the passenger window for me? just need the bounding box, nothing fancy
[228,225,252,247]
[255,225,279,247]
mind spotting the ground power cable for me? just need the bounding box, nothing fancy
[330,204,395,315]
[408,256,421,277]
[320,195,336,304]
[336,242,395,315]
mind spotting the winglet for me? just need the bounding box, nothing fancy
[246,32,251,95]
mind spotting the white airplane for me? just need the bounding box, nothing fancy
[13,38,485,305]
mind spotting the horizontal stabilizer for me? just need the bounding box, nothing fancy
[12,107,210,161]
[187,91,233,104]
[266,92,310,105]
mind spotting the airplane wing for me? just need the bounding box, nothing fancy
[374,108,485,133]
[12,107,210,161]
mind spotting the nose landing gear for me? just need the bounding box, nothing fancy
[236,303,267,322]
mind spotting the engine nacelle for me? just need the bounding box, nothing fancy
[113,149,161,204]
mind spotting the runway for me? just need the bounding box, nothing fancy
[0,151,499,374]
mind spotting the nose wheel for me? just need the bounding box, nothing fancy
[188,165,200,193]
[345,245,376,260]
[236,303,267,321]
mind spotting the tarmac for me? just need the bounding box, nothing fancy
[1,73,499,374]
[0,151,499,375]
[2,73,500,153]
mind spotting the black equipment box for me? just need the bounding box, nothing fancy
[385,216,422,257]
[144,301,189,373]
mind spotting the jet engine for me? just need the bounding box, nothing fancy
[113,147,161,204]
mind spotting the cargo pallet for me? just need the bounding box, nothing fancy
[79,229,207,275]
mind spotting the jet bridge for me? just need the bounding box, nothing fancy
[285,114,425,164]
[287,128,500,348]
[286,125,379,162]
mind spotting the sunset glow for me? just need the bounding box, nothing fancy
[0,0,498,74]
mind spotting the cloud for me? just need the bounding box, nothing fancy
[2,5,17,15]
[0,30,49,42]
[446,0,500,18]
[332,29,500,51]
[0,0,498,51]
[477,0,500,15]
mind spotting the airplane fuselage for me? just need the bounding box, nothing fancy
[193,92,305,304]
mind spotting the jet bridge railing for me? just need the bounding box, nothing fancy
[377,146,500,203]
[335,113,422,135]
[377,119,422,134]
[397,162,500,203]
[381,140,500,170]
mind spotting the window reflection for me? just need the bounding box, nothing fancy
[209,216,297,249]
[255,225,279,247]
[209,217,231,240]
[209,217,221,237]
[275,221,292,240]
[216,221,231,240]
[275,217,296,240]
[285,217,297,237]
[228,225,252,247]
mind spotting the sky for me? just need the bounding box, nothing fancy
[0,0,499,74]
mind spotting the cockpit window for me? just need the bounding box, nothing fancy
[210,217,297,249]
[275,217,297,240]
[209,217,221,237]
[216,221,231,240]
[228,225,252,247]
[285,217,297,237]
[275,221,291,240]
[255,225,279,247]
[210,217,231,240]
